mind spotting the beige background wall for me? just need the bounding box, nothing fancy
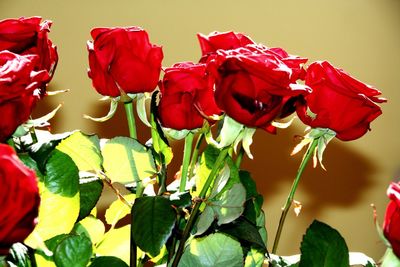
[1,0,399,261]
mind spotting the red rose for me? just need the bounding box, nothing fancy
[0,16,58,84]
[209,45,310,132]
[296,61,386,141]
[383,182,400,258]
[0,144,40,255]
[158,62,221,130]
[87,27,163,97]
[0,51,49,142]
[197,31,255,62]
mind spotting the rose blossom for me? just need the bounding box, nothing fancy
[0,16,58,84]
[0,144,40,255]
[208,45,310,132]
[383,182,400,258]
[0,51,49,142]
[87,27,163,97]
[197,31,255,62]
[296,61,386,141]
[158,62,221,130]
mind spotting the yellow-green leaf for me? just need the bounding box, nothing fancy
[25,182,80,249]
[56,131,102,172]
[102,137,156,184]
[96,226,139,265]
[75,216,105,246]
[104,194,136,226]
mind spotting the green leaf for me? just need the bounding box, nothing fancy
[102,136,156,184]
[33,234,69,264]
[56,131,102,172]
[28,133,67,172]
[45,150,79,197]
[179,233,243,267]
[219,217,266,251]
[73,216,105,246]
[104,194,135,226]
[89,256,129,267]
[54,235,93,267]
[194,145,220,196]
[78,177,103,220]
[195,205,215,235]
[239,171,258,199]
[212,158,241,199]
[244,247,265,267]
[256,209,267,246]
[195,182,246,235]
[211,183,246,225]
[131,196,176,256]
[299,220,349,267]
[19,153,45,182]
[96,225,132,265]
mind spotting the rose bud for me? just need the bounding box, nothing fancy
[0,51,49,142]
[208,45,310,133]
[0,144,40,255]
[296,61,386,141]
[383,182,400,258]
[0,16,58,85]
[158,62,221,130]
[87,27,163,98]
[197,31,255,62]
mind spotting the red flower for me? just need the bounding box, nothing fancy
[158,62,221,130]
[0,16,58,84]
[383,182,400,258]
[208,45,310,132]
[296,61,386,141]
[197,31,255,62]
[0,144,40,255]
[0,51,49,142]
[87,27,163,97]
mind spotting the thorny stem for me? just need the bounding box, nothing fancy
[272,138,319,254]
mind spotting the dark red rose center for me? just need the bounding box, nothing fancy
[233,92,282,115]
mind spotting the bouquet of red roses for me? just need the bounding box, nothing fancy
[0,16,397,267]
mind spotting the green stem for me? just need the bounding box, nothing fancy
[272,138,319,254]
[188,133,204,180]
[171,147,229,267]
[235,145,245,168]
[124,101,137,139]
[179,132,194,192]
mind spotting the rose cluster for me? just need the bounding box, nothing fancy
[87,29,386,141]
[0,16,58,255]
[0,16,58,142]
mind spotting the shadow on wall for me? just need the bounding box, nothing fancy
[241,125,378,215]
